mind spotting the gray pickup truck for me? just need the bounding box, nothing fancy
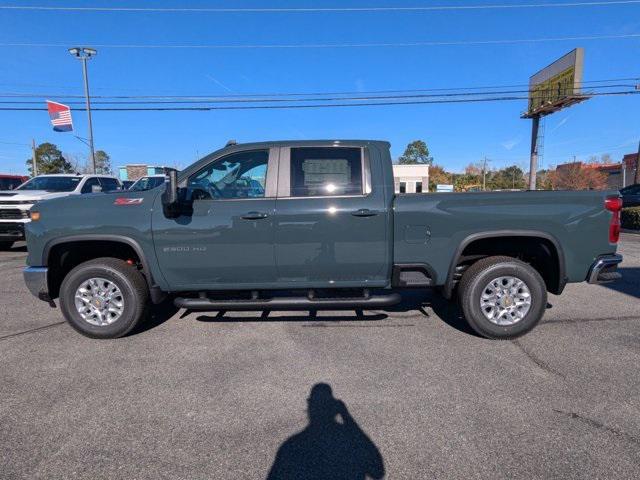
[23,140,623,340]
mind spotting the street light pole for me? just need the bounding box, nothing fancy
[69,47,97,173]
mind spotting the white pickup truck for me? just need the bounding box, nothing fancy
[0,174,122,249]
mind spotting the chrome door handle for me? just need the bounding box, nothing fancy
[241,211,269,220]
[351,208,379,217]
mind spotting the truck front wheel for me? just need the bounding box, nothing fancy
[458,256,547,339]
[59,257,149,339]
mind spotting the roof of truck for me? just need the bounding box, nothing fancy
[223,139,390,149]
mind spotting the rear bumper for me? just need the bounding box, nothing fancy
[587,254,623,284]
[0,222,25,241]
[23,266,50,301]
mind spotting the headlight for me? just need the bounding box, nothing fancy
[29,211,40,221]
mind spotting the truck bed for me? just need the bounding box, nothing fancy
[393,190,617,287]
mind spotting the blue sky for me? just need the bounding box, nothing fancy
[0,0,639,175]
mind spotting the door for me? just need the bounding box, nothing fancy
[273,146,389,287]
[152,148,278,289]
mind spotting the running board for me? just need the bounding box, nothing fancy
[174,293,401,311]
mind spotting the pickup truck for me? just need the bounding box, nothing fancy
[23,140,623,340]
[0,173,122,249]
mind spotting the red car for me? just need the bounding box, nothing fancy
[0,174,28,191]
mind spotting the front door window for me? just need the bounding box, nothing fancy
[188,150,268,200]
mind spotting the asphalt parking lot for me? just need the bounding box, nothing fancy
[1,235,639,479]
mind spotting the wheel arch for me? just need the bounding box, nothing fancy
[443,230,566,299]
[42,234,160,301]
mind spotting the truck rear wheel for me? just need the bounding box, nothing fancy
[458,256,547,339]
[59,257,149,339]
[0,241,14,250]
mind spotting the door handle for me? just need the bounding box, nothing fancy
[241,211,269,220]
[351,208,379,217]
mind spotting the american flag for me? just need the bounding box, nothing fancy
[46,100,73,132]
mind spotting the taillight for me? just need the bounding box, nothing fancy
[605,197,622,212]
[605,196,622,243]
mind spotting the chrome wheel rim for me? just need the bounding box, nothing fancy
[74,277,125,326]
[480,276,532,326]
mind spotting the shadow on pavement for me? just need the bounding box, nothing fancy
[598,267,640,299]
[192,290,480,337]
[130,298,179,336]
[266,383,384,480]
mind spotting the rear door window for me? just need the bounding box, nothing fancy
[289,147,363,197]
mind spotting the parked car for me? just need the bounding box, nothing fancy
[0,173,122,249]
[128,175,167,192]
[620,183,640,208]
[23,140,622,340]
[0,174,28,191]
[121,180,135,190]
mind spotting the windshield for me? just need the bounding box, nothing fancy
[129,176,166,192]
[17,176,82,192]
[0,178,24,190]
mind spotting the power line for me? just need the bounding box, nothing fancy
[0,90,636,111]
[0,84,636,105]
[1,1,639,13]
[0,33,639,50]
[0,75,640,99]
[0,78,637,100]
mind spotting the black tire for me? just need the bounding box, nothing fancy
[59,257,149,339]
[458,256,547,339]
[0,241,14,250]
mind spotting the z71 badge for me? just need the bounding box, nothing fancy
[114,197,144,206]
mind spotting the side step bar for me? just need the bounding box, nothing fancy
[174,292,402,311]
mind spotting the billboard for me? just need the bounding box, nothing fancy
[525,48,585,117]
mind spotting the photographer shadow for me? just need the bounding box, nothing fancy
[267,383,384,480]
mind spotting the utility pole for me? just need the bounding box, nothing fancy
[482,156,490,191]
[69,47,97,173]
[31,139,37,176]
[528,115,540,190]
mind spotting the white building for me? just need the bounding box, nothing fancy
[392,164,430,193]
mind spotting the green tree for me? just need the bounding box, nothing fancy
[455,173,482,192]
[94,150,112,175]
[26,142,73,176]
[399,140,433,165]
[489,165,526,190]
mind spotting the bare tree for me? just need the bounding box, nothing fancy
[548,163,608,190]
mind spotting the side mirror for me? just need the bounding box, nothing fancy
[162,169,179,217]
[91,184,103,193]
